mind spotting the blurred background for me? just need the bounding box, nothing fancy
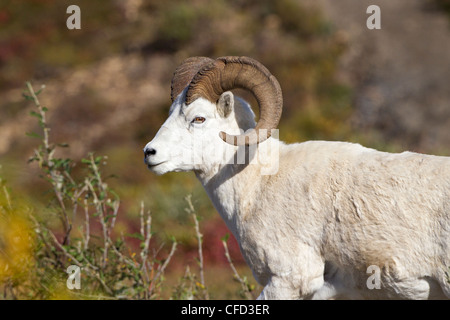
[0,0,449,299]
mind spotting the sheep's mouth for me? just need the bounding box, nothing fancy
[146,161,166,169]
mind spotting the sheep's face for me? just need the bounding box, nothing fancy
[143,91,256,175]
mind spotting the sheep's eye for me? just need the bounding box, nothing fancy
[192,116,206,124]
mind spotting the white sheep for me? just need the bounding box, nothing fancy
[143,56,450,299]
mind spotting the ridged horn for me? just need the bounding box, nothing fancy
[171,57,214,102]
[185,56,282,146]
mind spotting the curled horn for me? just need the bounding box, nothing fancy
[170,57,214,102]
[185,56,283,146]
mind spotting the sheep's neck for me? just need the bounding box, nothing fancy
[195,162,258,241]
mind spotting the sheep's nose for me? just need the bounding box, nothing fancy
[144,147,156,158]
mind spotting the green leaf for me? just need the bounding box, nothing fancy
[26,132,42,139]
[22,93,33,101]
[126,233,145,241]
[35,87,45,96]
[106,199,119,209]
[29,110,42,119]
[27,156,38,164]
[221,233,230,243]
[104,214,116,222]
[115,238,124,249]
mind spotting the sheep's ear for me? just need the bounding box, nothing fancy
[217,91,234,118]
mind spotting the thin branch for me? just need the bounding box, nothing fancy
[25,82,50,155]
[148,240,177,297]
[85,177,109,268]
[139,202,152,270]
[107,237,137,270]
[26,82,72,244]
[83,197,90,251]
[2,185,12,210]
[47,228,113,295]
[185,194,208,299]
[222,238,253,300]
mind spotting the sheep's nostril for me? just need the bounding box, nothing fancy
[144,147,156,157]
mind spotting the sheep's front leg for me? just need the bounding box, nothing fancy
[257,276,299,299]
[257,274,324,300]
[255,245,327,300]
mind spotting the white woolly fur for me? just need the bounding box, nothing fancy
[144,89,450,300]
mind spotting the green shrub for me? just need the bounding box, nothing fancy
[0,82,254,300]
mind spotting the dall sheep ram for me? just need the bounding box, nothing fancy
[143,56,450,299]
